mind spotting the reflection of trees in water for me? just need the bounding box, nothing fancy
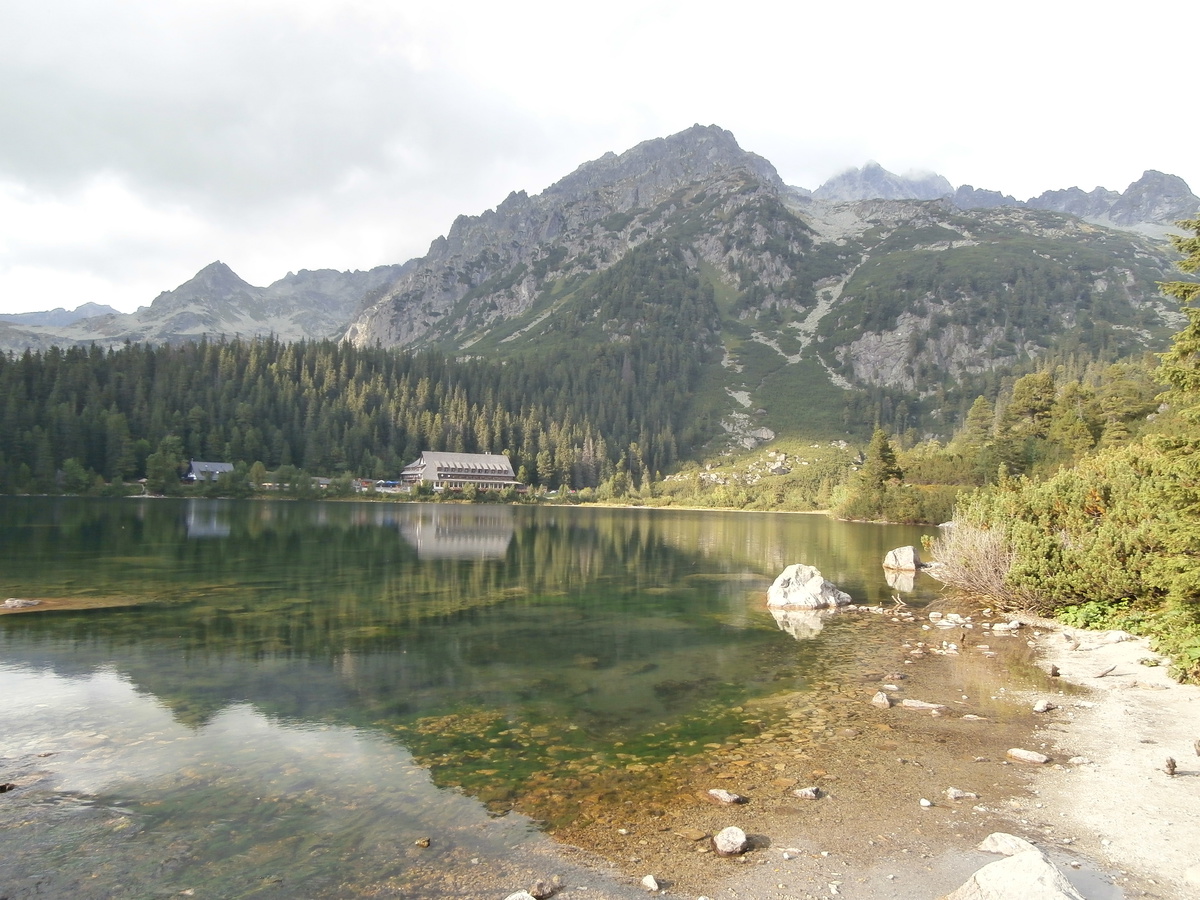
[0,498,937,746]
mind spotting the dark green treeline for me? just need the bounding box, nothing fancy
[0,333,711,493]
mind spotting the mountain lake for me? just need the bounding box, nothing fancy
[0,497,1053,898]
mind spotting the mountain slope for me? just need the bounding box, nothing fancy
[342,127,1189,444]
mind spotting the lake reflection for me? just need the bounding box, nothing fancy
[0,498,938,898]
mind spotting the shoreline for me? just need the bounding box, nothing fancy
[692,617,1200,900]
[531,611,1197,900]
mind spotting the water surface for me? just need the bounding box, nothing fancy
[0,498,939,898]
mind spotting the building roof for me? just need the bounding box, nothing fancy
[188,460,235,474]
[401,451,515,477]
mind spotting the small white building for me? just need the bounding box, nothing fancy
[399,451,519,491]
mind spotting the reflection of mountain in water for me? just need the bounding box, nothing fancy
[185,500,232,538]
[398,505,515,559]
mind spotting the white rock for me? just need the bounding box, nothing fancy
[870,691,892,709]
[707,788,747,804]
[793,786,823,800]
[505,893,538,900]
[640,874,659,891]
[883,545,922,571]
[900,699,946,710]
[1006,748,1051,764]
[919,798,934,807]
[944,849,1085,900]
[977,833,1040,857]
[1033,700,1056,713]
[767,564,851,609]
[712,826,749,856]
[1104,630,1135,643]
[946,788,980,801]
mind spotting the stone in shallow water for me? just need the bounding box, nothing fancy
[900,698,945,710]
[792,786,823,800]
[767,564,851,609]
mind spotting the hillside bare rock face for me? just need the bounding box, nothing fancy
[344,124,788,350]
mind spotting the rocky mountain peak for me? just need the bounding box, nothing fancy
[813,162,953,202]
[160,261,253,304]
[1109,170,1198,226]
[544,123,782,209]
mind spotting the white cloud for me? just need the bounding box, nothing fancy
[0,0,1194,315]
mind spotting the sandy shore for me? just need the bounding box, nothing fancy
[685,619,1200,900]
[530,613,1200,900]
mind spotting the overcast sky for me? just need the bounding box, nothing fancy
[1,0,1195,316]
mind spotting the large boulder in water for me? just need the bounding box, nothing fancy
[883,545,922,571]
[767,564,851,609]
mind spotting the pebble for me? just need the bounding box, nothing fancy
[870,691,892,709]
[706,788,747,805]
[1007,748,1051,764]
[793,786,823,800]
[640,874,659,891]
[900,699,945,710]
[919,798,934,807]
[945,787,979,801]
[1033,700,1056,713]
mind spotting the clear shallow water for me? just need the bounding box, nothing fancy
[0,498,939,898]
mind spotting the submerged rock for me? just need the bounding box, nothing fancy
[767,564,851,609]
[900,699,946,710]
[706,788,748,805]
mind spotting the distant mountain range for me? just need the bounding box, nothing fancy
[808,161,1197,238]
[4,124,1197,442]
[0,302,121,327]
[0,261,410,354]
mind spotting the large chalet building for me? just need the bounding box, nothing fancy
[399,451,520,491]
